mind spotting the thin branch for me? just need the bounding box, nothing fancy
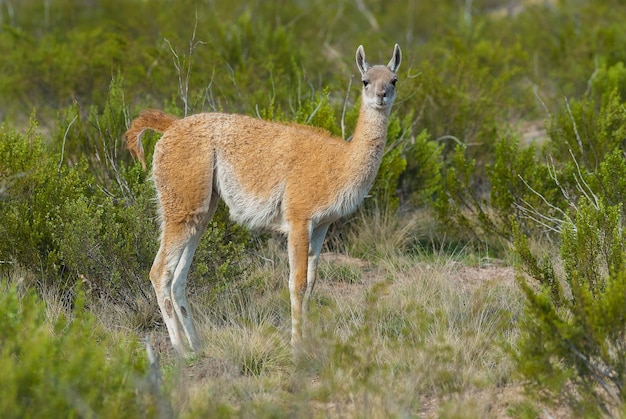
[564,97,584,155]
[546,156,576,211]
[306,94,326,125]
[58,115,78,173]
[585,56,600,97]
[514,200,565,234]
[565,339,620,404]
[341,75,353,140]
[164,10,206,117]
[354,0,380,31]
[517,173,572,228]
[569,149,599,209]
[435,135,464,146]
[164,37,185,112]
[203,67,217,111]
[533,84,551,118]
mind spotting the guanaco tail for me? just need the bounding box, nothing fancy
[125,43,402,356]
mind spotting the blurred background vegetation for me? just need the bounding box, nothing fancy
[3,0,626,416]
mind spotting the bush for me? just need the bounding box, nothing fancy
[0,116,96,277]
[507,72,626,415]
[0,283,160,418]
[0,82,252,305]
[514,199,626,416]
[435,67,626,244]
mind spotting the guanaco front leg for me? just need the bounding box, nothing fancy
[287,220,311,352]
[303,223,330,332]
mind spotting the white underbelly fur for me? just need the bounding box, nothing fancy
[215,162,287,232]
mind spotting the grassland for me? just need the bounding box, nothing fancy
[3,0,626,417]
[4,213,533,418]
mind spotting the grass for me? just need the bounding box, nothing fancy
[134,214,529,417]
[1,213,533,417]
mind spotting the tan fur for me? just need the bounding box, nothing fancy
[125,110,177,169]
[125,44,402,356]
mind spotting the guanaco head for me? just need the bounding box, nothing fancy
[356,44,402,112]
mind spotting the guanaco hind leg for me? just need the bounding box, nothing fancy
[169,219,208,352]
[151,186,219,354]
[150,227,188,354]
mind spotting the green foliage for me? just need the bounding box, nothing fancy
[433,143,484,238]
[0,83,251,305]
[367,134,406,213]
[591,61,626,102]
[0,283,157,418]
[53,76,133,184]
[437,58,626,245]
[0,116,155,302]
[407,36,526,167]
[0,117,96,276]
[515,200,626,415]
[400,129,443,207]
[188,203,251,295]
[547,88,626,170]
[593,148,626,214]
[6,0,626,412]
[486,136,564,238]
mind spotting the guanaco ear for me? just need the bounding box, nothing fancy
[356,45,369,75]
[387,44,402,74]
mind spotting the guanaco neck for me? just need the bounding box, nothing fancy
[348,101,391,181]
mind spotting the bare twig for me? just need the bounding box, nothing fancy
[569,149,599,209]
[514,199,565,234]
[203,67,217,111]
[546,156,575,210]
[564,97,584,154]
[341,75,353,140]
[516,172,572,233]
[435,135,464,146]
[164,10,206,116]
[533,84,551,118]
[565,339,620,404]
[585,56,600,97]
[354,0,380,31]
[58,115,78,173]
[306,93,326,125]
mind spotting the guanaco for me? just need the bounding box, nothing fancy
[125,44,402,355]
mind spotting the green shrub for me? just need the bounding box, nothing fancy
[0,283,159,418]
[187,203,252,296]
[514,199,626,416]
[364,110,411,214]
[547,88,626,170]
[0,81,252,305]
[400,128,443,207]
[435,66,626,244]
[0,116,96,277]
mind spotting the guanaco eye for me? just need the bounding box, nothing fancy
[390,79,397,86]
[362,80,369,87]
